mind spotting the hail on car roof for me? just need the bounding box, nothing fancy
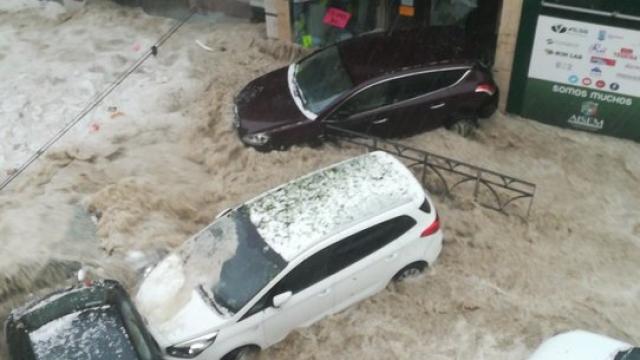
[248,151,424,261]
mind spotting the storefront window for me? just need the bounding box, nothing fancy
[292,0,384,48]
[430,0,478,26]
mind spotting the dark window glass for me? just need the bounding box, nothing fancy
[29,306,139,360]
[273,248,330,295]
[199,207,286,315]
[419,198,431,214]
[240,248,330,321]
[614,347,640,360]
[335,69,466,118]
[392,69,466,102]
[392,72,442,101]
[337,82,393,117]
[329,216,416,274]
[437,69,467,88]
[295,46,354,113]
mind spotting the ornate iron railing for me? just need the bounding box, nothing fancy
[326,126,537,219]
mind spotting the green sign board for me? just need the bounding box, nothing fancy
[523,79,640,139]
[520,14,640,141]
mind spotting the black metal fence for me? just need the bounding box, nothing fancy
[326,125,537,219]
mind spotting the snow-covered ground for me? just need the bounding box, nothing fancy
[1,1,640,359]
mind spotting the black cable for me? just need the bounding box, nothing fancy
[0,9,195,192]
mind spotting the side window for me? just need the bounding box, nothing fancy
[273,249,329,295]
[391,69,467,102]
[240,248,330,320]
[332,69,467,118]
[392,72,442,102]
[329,216,416,275]
[436,69,467,88]
[335,82,392,118]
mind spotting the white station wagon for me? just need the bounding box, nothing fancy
[528,330,639,360]
[135,151,443,359]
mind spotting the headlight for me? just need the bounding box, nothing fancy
[242,132,270,146]
[166,332,218,358]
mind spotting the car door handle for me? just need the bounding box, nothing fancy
[318,288,331,297]
[385,253,399,262]
[373,118,388,124]
[430,103,446,109]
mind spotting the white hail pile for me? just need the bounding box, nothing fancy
[248,151,422,261]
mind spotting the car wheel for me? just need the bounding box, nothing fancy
[393,262,427,282]
[478,102,497,119]
[222,346,260,360]
[449,118,477,138]
[306,137,324,149]
[252,144,273,153]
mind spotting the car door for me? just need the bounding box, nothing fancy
[258,247,334,346]
[387,68,470,134]
[330,216,417,314]
[324,80,399,136]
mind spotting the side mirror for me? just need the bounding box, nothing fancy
[272,291,292,308]
[215,208,232,219]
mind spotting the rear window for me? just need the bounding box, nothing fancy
[7,281,162,360]
[29,305,139,360]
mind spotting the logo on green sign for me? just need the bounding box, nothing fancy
[568,101,604,131]
[581,101,598,117]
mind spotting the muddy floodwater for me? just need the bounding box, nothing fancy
[1,1,639,359]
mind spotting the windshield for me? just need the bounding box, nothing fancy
[294,45,354,114]
[179,206,287,315]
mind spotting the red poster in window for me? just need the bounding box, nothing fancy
[323,7,352,29]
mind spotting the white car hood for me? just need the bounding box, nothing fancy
[150,289,228,346]
[528,330,631,360]
[135,254,230,346]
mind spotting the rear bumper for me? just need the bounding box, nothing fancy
[424,229,443,266]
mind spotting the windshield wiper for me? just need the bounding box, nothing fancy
[197,285,224,315]
[197,285,234,317]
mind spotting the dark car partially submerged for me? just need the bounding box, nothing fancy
[5,280,162,360]
[234,27,498,150]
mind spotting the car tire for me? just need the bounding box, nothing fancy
[478,102,497,119]
[393,262,427,282]
[306,136,324,149]
[449,118,477,138]
[252,144,272,153]
[222,346,260,360]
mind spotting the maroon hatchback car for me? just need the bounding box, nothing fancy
[233,27,498,150]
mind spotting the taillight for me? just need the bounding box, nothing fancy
[420,213,440,237]
[475,83,496,96]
